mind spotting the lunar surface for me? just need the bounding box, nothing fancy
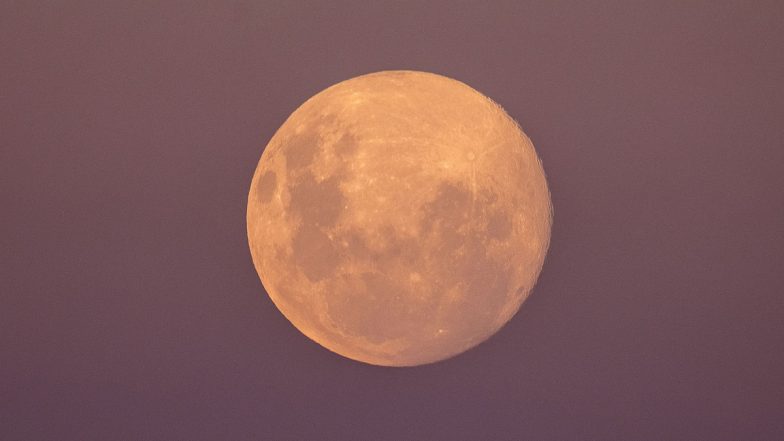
[247,71,552,366]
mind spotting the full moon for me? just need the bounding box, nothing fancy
[247,71,552,366]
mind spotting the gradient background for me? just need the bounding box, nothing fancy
[2,1,783,439]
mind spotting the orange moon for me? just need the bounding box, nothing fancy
[247,71,552,366]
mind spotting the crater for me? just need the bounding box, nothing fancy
[256,171,277,204]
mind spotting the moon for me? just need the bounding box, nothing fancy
[247,71,552,366]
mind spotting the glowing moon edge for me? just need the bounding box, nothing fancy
[247,70,552,366]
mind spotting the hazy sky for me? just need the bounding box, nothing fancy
[2,1,783,439]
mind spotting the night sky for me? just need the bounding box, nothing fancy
[3,2,783,439]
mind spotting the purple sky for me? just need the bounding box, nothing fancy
[2,1,783,439]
